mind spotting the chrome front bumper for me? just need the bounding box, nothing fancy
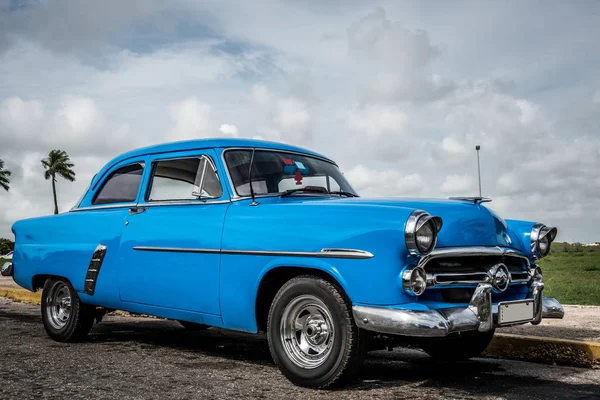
[353,282,564,338]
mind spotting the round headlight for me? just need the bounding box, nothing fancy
[405,210,442,256]
[530,223,557,258]
[416,221,435,253]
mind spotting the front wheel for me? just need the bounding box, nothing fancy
[41,278,95,342]
[267,275,368,388]
[421,329,495,361]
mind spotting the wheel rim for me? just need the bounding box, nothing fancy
[45,281,72,330]
[280,294,335,369]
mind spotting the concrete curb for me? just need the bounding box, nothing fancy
[484,333,600,368]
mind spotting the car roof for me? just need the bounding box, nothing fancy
[92,138,334,188]
[114,138,331,162]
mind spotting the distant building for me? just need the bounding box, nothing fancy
[583,242,600,247]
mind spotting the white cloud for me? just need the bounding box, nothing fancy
[346,164,424,197]
[249,84,312,146]
[219,124,239,137]
[440,174,474,194]
[167,97,213,141]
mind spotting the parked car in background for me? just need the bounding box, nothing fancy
[2,138,564,388]
[0,251,12,260]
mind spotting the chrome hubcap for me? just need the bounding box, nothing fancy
[280,295,334,369]
[46,282,72,330]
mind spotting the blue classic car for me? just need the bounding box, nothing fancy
[2,138,564,388]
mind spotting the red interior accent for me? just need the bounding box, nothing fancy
[283,158,295,165]
[294,169,303,185]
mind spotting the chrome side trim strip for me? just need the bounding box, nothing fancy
[133,246,373,259]
[133,246,221,254]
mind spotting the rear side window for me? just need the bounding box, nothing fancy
[93,163,144,205]
[147,157,223,201]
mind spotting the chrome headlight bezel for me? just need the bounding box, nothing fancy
[530,223,558,258]
[405,210,443,256]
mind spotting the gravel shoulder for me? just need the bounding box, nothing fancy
[1,297,599,399]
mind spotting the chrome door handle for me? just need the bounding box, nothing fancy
[129,207,147,215]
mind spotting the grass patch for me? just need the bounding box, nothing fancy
[0,287,41,304]
[538,250,600,306]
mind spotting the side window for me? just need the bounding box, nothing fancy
[93,163,144,205]
[148,156,223,201]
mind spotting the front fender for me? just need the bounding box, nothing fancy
[505,219,537,259]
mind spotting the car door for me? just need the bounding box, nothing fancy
[118,149,229,315]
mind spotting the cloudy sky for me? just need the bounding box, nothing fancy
[0,0,598,243]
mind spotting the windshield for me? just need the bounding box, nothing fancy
[224,149,358,197]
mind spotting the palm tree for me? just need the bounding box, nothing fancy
[41,150,76,214]
[0,159,11,192]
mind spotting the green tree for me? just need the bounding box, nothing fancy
[0,238,14,255]
[0,159,11,191]
[41,150,76,215]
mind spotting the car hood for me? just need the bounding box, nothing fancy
[322,197,518,249]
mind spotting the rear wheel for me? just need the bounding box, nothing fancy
[267,275,368,388]
[41,278,95,342]
[421,329,495,361]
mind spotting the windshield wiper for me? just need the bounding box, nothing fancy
[280,188,329,197]
[280,188,359,198]
[329,191,359,197]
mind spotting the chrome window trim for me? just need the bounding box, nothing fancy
[133,246,374,259]
[71,203,138,212]
[221,147,339,200]
[142,199,231,207]
[146,154,225,203]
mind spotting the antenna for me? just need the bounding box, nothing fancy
[248,148,259,206]
[475,145,482,197]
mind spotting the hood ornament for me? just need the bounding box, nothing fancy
[449,197,492,204]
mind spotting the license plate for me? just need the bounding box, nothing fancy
[498,300,534,325]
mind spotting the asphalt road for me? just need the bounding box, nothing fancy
[1,298,599,400]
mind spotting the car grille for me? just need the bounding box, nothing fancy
[421,253,531,289]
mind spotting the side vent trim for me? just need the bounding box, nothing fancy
[84,244,107,295]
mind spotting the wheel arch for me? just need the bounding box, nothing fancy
[254,263,350,333]
[32,274,71,291]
